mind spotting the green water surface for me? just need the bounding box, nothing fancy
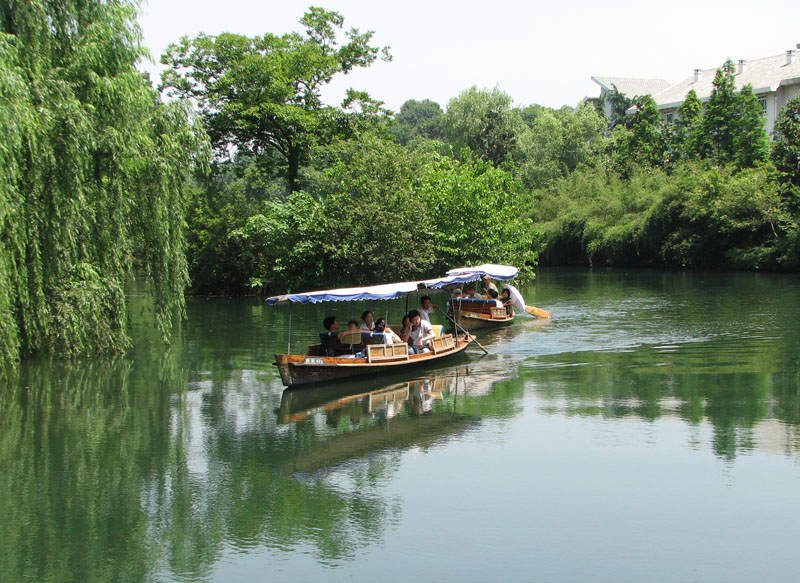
[2,269,800,582]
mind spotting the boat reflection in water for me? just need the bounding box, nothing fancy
[276,367,484,475]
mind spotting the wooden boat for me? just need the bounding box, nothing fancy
[447,297,514,331]
[443,264,517,332]
[267,275,479,388]
[443,264,552,331]
[274,331,472,387]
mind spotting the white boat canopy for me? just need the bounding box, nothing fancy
[445,264,518,280]
[265,271,507,305]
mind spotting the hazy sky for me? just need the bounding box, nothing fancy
[138,0,800,112]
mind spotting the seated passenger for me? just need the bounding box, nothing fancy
[398,314,412,345]
[465,284,478,299]
[451,288,462,298]
[500,288,514,316]
[374,318,403,344]
[359,310,375,331]
[346,320,360,332]
[321,315,339,356]
[407,309,435,354]
[487,288,503,308]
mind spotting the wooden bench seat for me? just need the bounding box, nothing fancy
[366,343,409,363]
[448,298,497,315]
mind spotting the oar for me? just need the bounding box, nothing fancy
[437,308,489,355]
[524,305,552,319]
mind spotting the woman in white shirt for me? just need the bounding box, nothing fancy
[374,318,403,344]
[359,310,375,331]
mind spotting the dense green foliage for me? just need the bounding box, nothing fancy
[609,95,669,175]
[180,42,800,298]
[4,2,800,367]
[521,61,797,271]
[189,133,537,294]
[515,102,605,189]
[0,1,208,369]
[534,163,788,268]
[771,95,800,265]
[699,61,770,166]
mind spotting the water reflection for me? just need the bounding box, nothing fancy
[521,336,800,461]
[3,270,800,582]
[0,358,519,583]
[277,370,485,475]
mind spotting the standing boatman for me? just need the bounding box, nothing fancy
[483,275,498,297]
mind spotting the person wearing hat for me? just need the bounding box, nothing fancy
[483,275,498,296]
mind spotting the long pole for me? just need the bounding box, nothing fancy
[438,307,488,355]
[287,302,292,355]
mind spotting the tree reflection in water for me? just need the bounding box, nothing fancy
[3,270,800,581]
[0,360,499,582]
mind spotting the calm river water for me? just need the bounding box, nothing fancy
[2,268,800,582]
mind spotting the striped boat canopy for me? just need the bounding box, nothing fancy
[445,264,518,280]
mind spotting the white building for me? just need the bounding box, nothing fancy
[588,76,671,121]
[591,48,800,137]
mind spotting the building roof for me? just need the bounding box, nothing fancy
[652,51,800,109]
[591,76,672,97]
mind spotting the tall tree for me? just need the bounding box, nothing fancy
[516,103,604,189]
[628,95,669,168]
[160,8,390,193]
[608,95,667,176]
[701,60,739,162]
[391,99,444,145]
[671,89,705,160]
[772,95,800,213]
[733,84,770,167]
[0,0,208,369]
[773,96,800,180]
[700,60,769,167]
[557,103,606,173]
[444,86,523,166]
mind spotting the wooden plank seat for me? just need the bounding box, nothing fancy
[317,331,396,356]
[366,343,409,363]
[430,334,455,354]
[490,306,508,319]
[447,298,498,315]
[318,332,362,356]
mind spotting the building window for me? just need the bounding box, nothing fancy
[758,96,767,114]
[662,111,674,124]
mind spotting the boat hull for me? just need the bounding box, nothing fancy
[451,311,514,331]
[275,334,472,387]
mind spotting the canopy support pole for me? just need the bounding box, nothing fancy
[287,302,293,355]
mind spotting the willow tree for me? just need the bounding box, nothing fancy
[0,1,208,369]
